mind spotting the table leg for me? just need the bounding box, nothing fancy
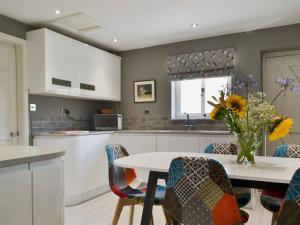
[141,171,168,225]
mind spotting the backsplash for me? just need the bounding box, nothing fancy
[31,116,91,135]
[122,116,227,131]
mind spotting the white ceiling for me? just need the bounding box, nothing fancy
[1,0,300,51]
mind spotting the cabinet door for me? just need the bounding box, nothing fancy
[156,134,199,153]
[85,134,112,192]
[113,133,157,154]
[0,165,32,225]
[97,51,121,100]
[45,30,79,95]
[34,136,86,198]
[78,45,98,97]
[199,135,236,152]
[32,159,64,225]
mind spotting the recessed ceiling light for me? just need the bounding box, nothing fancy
[191,23,199,28]
[113,38,119,43]
[55,10,61,15]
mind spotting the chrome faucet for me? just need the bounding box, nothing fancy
[184,113,193,131]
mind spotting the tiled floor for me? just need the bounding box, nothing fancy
[65,192,272,225]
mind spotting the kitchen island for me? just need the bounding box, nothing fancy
[0,145,65,225]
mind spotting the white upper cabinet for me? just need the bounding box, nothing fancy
[97,50,121,100]
[27,28,121,101]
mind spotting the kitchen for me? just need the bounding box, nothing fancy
[1,1,300,225]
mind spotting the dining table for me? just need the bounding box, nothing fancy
[114,152,300,225]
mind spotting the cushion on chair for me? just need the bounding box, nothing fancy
[204,143,251,208]
[106,144,166,205]
[260,189,284,212]
[261,144,300,213]
[163,156,245,225]
[276,168,300,225]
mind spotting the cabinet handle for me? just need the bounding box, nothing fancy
[80,83,95,91]
[10,131,19,137]
[52,78,71,87]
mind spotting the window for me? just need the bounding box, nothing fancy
[171,76,232,119]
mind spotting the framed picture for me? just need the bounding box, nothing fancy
[134,80,156,103]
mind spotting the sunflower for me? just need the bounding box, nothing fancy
[209,106,222,120]
[268,116,293,141]
[226,95,246,117]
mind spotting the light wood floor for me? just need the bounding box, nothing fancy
[65,192,273,225]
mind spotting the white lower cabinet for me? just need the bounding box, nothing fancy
[34,133,113,206]
[32,159,64,225]
[0,165,32,225]
[156,134,199,152]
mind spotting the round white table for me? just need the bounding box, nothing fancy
[114,152,300,225]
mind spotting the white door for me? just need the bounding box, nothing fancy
[264,51,300,155]
[0,41,18,145]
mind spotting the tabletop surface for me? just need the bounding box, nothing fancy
[114,152,300,184]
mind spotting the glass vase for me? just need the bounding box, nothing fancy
[236,132,262,165]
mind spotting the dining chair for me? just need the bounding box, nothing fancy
[260,144,300,224]
[163,156,249,225]
[274,168,300,225]
[105,144,172,225]
[204,142,252,208]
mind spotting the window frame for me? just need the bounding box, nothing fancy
[171,76,232,120]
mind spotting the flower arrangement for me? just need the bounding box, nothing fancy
[208,75,296,164]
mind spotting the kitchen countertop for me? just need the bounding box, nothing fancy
[34,129,231,137]
[0,145,65,168]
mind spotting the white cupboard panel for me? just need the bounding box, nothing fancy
[32,159,64,225]
[97,51,121,101]
[0,165,32,225]
[45,30,79,95]
[85,134,112,192]
[156,134,199,153]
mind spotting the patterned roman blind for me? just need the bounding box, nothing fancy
[166,48,235,80]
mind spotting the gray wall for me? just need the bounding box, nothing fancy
[120,23,300,128]
[29,95,116,134]
[0,14,33,39]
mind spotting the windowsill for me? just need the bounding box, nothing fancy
[170,117,210,121]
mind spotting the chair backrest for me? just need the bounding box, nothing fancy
[163,156,243,225]
[276,168,300,225]
[105,144,138,196]
[273,144,300,158]
[204,142,238,155]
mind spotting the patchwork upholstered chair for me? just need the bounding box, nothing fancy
[163,156,249,225]
[275,168,300,225]
[260,144,300,224]
[204,142,252,208]
[105,144,171,225]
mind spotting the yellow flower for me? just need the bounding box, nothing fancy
[268,116,293,141]
[226,95,246,117]
[210,107,222,120]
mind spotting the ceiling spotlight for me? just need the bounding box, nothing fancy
[191,23,199,28]
[113,38,119,43]
[55,10,61,15]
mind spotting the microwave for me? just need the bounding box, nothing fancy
[93,114,122,131]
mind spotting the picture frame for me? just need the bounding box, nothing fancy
[134,80,156,103]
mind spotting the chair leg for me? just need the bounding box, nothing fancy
[271,212,279,225]
[112,198,125,225]
[150,213,154,225]
[129,205,135,225]
[162,208,173,225]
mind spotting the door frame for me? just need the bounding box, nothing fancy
[262,50,300,155]
[0,32,29,145]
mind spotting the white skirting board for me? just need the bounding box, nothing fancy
[65,185,110,206]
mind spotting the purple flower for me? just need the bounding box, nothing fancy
[234,74,258,90]
[276,77,298,92]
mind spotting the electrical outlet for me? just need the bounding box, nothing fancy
[30,104,36,112]
[62,108,70,116]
